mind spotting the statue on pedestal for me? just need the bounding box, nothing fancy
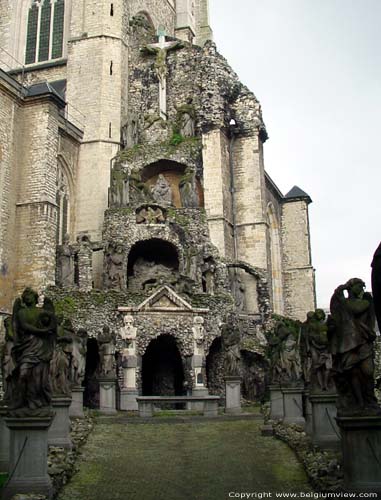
[71,328,87,387]
[98,326,116,378]
[49,315,73,396]
[329,278,380,416]
[221,315,241,377]
[9,288,57,415]
[268,318,302,385]
[105,243,125,290]
[301,309,333,392]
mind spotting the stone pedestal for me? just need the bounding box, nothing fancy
[225,376,241,415]
[99,378,117,414]
[269,385,284,420]
[48,396,72,449]
[0,403,10,472]
[310,393,339,449]
[120,389,138,411]
[190,386,209,411]
[337,416,381,494]
[303,390,313,435]
[2,415,53,500]
[282,387,305,427]
[69,386,85,418]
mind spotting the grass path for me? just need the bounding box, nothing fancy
[59,418,311,500]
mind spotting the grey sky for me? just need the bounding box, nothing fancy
[209,0,381,308]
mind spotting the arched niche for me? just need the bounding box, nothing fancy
[142,334,184,396]
[141,160,204,208]
[127,238,180,291]
[205,336,224,395]
[267,203,284,315]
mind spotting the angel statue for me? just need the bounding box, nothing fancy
[329,278,380,416]
[9,288,57,415]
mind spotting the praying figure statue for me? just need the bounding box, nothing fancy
[329,278,380,416]
[9,288,57,415]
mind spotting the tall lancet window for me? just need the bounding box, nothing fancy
[25,0,65,65]
[56,167,70,245]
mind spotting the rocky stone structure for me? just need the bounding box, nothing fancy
[0,0,316,405]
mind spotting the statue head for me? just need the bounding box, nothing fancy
[306,311,315,321]
[194,316,204,326]
[22,287,39,307]
[63,233,70,245]
[314,309,326,322]
[346,278,366,299]
[123,315,134,326]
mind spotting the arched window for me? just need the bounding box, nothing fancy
[56,166,70,244]
[25,0,65,64]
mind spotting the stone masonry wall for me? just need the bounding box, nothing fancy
[0,77,21,311]
[281,200,316,320]
[0,0,12,70]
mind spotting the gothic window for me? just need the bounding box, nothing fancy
[56,167,70,245]
[25,0,65,65]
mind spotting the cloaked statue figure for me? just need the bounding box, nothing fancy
[9,288,57,416]
[329,278,380,416]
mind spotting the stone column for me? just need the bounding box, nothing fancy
[225,376,241,415]
[336,416,381,494]
[0,403,10,472]
[269,384,284,420]
[191,316,208,410]
[310,393,340,449]
[99,378,117,414]
[69,386,85,418]
[120,354,138,411]
[48,396,72,449]
[2,415,53,500]
[282,386,305,427]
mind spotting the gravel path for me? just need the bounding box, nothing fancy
[59,418,311,500]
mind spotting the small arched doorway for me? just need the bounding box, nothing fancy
[84,338,100,408]
[142,335,184,396]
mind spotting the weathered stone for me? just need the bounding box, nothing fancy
[48,397,72,449]
[224,376,241,415]
[310,393,340,449]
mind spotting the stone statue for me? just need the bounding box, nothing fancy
[9,288,57,415]
[300,311,314,384]
[50,317,72,397]
[179,111,195,138]
[202,258,216,294]
[105,243,124,290]
[109,162,129,207]
[71,328,87,387]
[179,167,199,208]
[1,316,15,403]
[129,168,152,204]
[371,242,381,332]
[221,315,241,376]
[121,114,139,149]
[302,309,333,392]
[136,205,166,224]
[233,276,246,312]
[268,319,302,385]
[192,316,205,356]
[98,326,116,378]
[56,234,73,287]
[120,315,137,346]
[329,278,380,416]
[151,174,172,206]
[132,257,177,291]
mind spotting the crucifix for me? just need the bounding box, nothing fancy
[142,27,183,120]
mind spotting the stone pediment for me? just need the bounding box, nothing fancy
[118,286,209,314]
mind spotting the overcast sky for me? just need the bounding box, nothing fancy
[209,0,381,308]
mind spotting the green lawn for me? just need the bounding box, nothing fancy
[59,419,311,500]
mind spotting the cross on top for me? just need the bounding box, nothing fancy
[142,26,183,120]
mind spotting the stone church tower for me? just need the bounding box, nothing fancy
[0,0,315,404]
